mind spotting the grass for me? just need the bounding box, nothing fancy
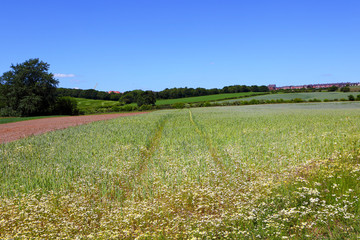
[0,115,67,124]
[155,92,268,105]
[75,97,121,113]
[0,102,359,239]
[218,91,360,103]
[74,92,269,113]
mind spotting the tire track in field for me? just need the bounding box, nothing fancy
[122,114,171,199]
[188,110,229,179]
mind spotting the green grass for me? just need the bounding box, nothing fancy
[218,91,360,103]
[74,92,269,113]
[155,92,268,105]
[0,115,67,124]
[1,103,359,239]
[75,98,120,113]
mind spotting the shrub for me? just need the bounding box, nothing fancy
[139,104,153,111]
[308,98,321,102]
[54,97,79,115]
[0,107,20,117]
[340,86,350,92]
[292,98,304,103]
[171,102,186,109]
[356,95,360,101]
[348,95,355,101]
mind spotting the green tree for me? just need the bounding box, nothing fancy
[328,85,338,92]
[0,59,59,116]
[348,95,355,101]
[136,91,156,107]
[340,86,350,92]
[54,97,79,115]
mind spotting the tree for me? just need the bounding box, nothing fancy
[54,96,79,115]
[136,91,156,107]
[340,86,350,92]
[348,95,355,101]
[328,85,338,92]
[0,58,59,116]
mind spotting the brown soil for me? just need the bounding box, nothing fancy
[0,112,148,144]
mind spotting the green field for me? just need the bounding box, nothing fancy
[0,115,67,124]
[155,92,268,105]
[75,98,121,113]
[1,103,360,239]
[219,91,360,103]
[74,92,269,113]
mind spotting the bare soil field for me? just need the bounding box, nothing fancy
[0,112,147,144]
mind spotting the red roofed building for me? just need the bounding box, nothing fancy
[108,91,121,94]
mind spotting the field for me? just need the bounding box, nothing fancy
[1,103,360,239]
[75,98,121,113]
[218,92,360,103]
[75,92,269,113]
[0,116,66,124]
[154,92,267,105]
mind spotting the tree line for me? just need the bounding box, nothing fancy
[56,85,269,102]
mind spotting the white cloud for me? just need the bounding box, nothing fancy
[54,73,75,78]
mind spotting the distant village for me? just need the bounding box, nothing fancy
[268,82,360,91]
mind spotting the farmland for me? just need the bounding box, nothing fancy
[219,92,360,103]
[74,92,268,114]
[1,103,360,239]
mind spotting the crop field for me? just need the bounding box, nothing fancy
[1,103,360,239]
[219,92,360,103]
[74,92,269,113]
[155,92,268,105]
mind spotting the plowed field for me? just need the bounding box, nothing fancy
[0,112,147,143]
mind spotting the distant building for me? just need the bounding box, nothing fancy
[108,91,121,94]
[268,82,359,90]
[268,84,276,90]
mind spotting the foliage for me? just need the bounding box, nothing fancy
[53,97,79,115]
[328,85,338,91]
[171,102,186,109]
[1,104,360,238]
[139,104,154,111]
[136,90,156,107]
[348,94,355,101]
[0,58,59,116]
[341,86,350,92]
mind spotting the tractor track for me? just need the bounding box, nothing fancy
[188,110,230,180]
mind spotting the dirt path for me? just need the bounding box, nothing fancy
[0,112,148,144]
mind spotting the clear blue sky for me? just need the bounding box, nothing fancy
[1,0,359,92]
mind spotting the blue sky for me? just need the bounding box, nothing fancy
[1,0,359,92]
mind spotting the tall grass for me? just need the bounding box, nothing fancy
[0,103,359,238]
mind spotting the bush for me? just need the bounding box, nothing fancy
[139,104,153,111]
[308,98,321,102]
[323,99,330,102]
[292,98,304,103]
[171,102,186,109]
[340,98,347,101]
[356,95,360,101]
[340,86,350,92]
[53,97,79,115]
[120,105,138,112]
[200,101,211,107]
[328,85,338,92]
[348,95,355,101]
[0,107,20,117]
